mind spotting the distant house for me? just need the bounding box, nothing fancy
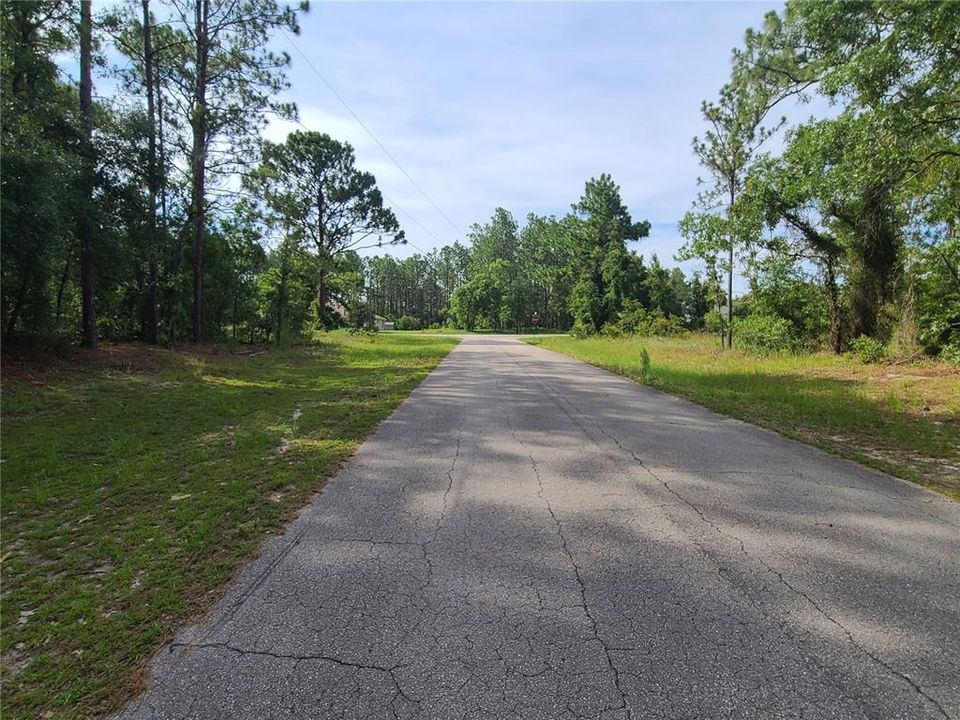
[374,315,395,331]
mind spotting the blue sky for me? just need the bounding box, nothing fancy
[264,1,790,272]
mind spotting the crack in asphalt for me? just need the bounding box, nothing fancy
[613,433,948,719]
[421,413,464,582]
[434,425,463,545]
[497,373,632,719]
[516,367,872,715]
[536,368,951,720]
[118,338,959,720]
[169,642,420,719]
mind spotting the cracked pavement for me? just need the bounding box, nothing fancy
[117,336,960,720]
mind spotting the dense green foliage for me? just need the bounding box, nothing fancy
[2,1,955,354]
[0,0,392,347]
[679,0,959,359]
[367,179,713,334]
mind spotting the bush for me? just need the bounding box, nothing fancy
[645,311,686,337]
[602,302,686,337]
[395,315,422,331]
[848,335,887,364]
[571,322,593,339]
[734,313,799,354]
[703,309,725,334]
[940,336,960,364]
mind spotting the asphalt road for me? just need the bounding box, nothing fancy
[118,335,960,720]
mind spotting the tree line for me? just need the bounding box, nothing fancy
[3,1,956,359]
[365,177,715,335]
[0,0,713,346]
[2,0,405,348]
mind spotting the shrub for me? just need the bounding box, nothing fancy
[940,336,960,364]
[602,302,686,337]
[644,311,686,337]
[571,322,593,339]
[734,313,799,354]
[703,309,725,334]
[395,315,422,331]
[848,335,887,364]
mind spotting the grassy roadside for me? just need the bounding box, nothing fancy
[0,332,457,720]
[525,334,960,499]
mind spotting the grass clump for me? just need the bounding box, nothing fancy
[526,333,960,498]
[848,335,888,364]
[0,332,457,719]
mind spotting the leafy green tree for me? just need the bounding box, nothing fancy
[744,251,829,348]
[678,65,781,348]
[1,1,78,341]
[165,0,304,341]
[450,260,507,331]
[468,208,528,330]
[256,235,317,342]
[684,272,710,328]
[642,254,686,318]
[735,0,959,346]
[568,174,650,334]
[215,203,268,340]
[248,131,404,324]
[521,214,575,329]
[907,228,960,360]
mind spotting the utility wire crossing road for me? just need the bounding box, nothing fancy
[119,336,960,720]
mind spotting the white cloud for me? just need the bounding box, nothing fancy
[266,1,797,271]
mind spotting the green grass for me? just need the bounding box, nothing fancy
[0,332,457,720]
[526,334,960,499]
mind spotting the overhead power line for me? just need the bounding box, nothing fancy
[281,28,462,236]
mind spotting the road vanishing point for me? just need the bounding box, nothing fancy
[118,335,960,720]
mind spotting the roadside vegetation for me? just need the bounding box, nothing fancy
[0,332,457,720]
[1,0,956,712]
[4,2,955,356]
[527,334,960,499]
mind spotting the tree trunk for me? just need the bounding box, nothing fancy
[317,268,327,319]
[824,260,843,354]
[5,265,31,342]
[157,70,168,226]
[55,255,71,326]
[727,243,733,348]
[190,0,209,342]
[278,259,288,344]
[156,61,175,341]
[726,185,735,349]
[78,0,97,348]
[142,0,159,344]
